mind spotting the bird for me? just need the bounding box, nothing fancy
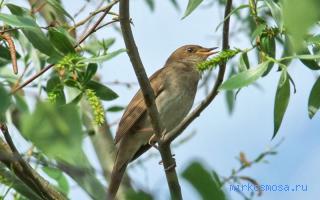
[108,44,218,198]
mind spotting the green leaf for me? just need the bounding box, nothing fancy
[308,76,320,118]
[251,24,266,40]
[107,105,125,112]
[42,166,69,194]
[273,70,290,138]
[45,0,74,22]
[0,84,11,117]
[46,75,66,105]
[260,36,276,76]
[182,162,227,200]
[83,38,115,56]
[81,49,126,63]
[299,48,320,70]
[6,4,30,16]
[283,0,320,51]
[169,0,180,10]
[48,27,75,54]
[83,63,98,84]
[264,0,283,29]
[86,81,118,101]
[239,52,250,72]
[182,0,204,19]
[0,13,60,58]
[20,102,84,165]
[144,0,155,11]
[219,61,270,90]
[125,190,153,200]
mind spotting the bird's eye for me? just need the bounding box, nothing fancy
[187,48,193,53]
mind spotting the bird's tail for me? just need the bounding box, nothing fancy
[108,163,127,199]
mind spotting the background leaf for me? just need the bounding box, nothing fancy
[20,103,84,165]
[273,70,290,138]
[182,161,227,200]
[308,76,320,118]
[182,0,204,19]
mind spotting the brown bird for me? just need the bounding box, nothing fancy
[108,45,218,198]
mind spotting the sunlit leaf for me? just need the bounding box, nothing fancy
[273,70,290,138]
[308,76,320,118]
[282,0,320,51]
[219,61,270,90]
[239,52,250,72]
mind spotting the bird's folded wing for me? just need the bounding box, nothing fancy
[114,67,166,144]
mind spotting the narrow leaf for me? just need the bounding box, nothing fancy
[48,27,75,54]
[82,49,126,63]
[273,70,290,138]
[308,76,320,118]
[220,61,270,90]
[182,0,204,19]
[239,52,250,72]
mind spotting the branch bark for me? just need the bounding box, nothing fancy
[119,0,182,199]
[0,123,66,200]
[163,0,233,144]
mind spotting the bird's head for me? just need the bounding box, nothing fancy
[166,45,218,65]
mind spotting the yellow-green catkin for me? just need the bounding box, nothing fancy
[55,53,85,72]
[47,92,58,104]
[197,49,240,72]
[85,89,105,125]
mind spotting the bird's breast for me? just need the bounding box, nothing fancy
[156,70,199,131]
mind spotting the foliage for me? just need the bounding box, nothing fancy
[0,0,319,199]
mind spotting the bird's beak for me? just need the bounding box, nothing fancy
[196,47,219,57]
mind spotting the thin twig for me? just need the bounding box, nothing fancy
[69,0,119,33]
[119,0,182,199]
[163,0,233,144]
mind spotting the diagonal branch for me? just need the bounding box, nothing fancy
[0,123,66,200]
[163,0,233,144]
[119,0,182,199]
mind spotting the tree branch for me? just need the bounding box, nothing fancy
[0,123,66,200]
[119,0,182,199]
[163,0,233,144]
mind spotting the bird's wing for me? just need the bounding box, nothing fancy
[114,67,166,144]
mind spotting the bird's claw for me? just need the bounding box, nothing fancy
[148,134,159,149]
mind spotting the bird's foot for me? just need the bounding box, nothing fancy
[148,134,159,149]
